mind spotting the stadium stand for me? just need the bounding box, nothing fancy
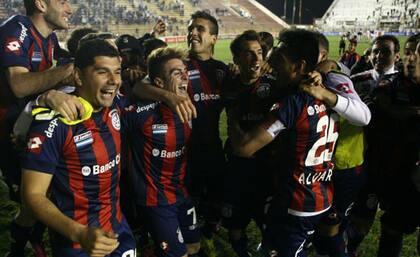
[0,0,287,38]
[316,0,419,32]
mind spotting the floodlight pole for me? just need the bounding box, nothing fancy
[299,0,302,24]
[292,0,296,24]
[284,0,287,19]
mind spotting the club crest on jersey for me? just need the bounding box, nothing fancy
[109,109,120,130]
[256,83,271,98]
[27,134,46,154]
[73,131,93,149]
[152,124,168,134]
[307,104,326,116]
[31,51,42,62]
[188,69,200,80]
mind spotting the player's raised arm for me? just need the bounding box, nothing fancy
[132,74,197,122]
[6,64,74,98]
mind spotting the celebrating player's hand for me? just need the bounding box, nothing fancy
[42,89,85,121]
[165,92,197,123]
[299,71,325,99]
[151,20,166,37]
[78,227,120,257]
[260,60,273,76]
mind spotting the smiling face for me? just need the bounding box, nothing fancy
[43,0,72,30]
[371,39,399,74]
[158,58,189,97]
[76,56,122,110]
[187,18,217,58]
[235,40,263,84]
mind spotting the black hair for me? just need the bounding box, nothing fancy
[75,39,120,70]
[275,29,319,72]
[24,0,39,15]
[143,38,168,60]
[313,31,329,53]
[148,47,187,82]
[67,28,98,57]
[372,35,400,53]
[191,11,219,36]
[259,31,274,59]
[79,32,114,46]
[405,33,420,46]
[230,30,261,58]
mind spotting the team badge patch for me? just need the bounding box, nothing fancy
[109,109,120,130]
[256,83,271,98]
[215,68,225,84]
[152,124,168,134]
[27,133,46,154]
[73,131,94,149]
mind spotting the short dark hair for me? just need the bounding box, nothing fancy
[405,33,420,46]
[75,39,120,70]
[143,38,168,60]
[230,30,261,58]
[24,0,38,15]
[313,31,329,53]
[191,11,219,36]
[148,47,187,82]
[275,29,319,71]
[67,28,98,57]
[259,31,274,59]
[372,35,400,53]
[79,32,114,46]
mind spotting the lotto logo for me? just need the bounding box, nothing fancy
[27,134,45,154]
[5,39,20,53]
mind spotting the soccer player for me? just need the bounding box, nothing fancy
[306,32,371,257]
[229,29,340,257]
[132,11,228,240]
[122,47,200,257]
[221,30,281,257]
[21,39,136,257]
[0,0,73,256]
[346,35,401,256]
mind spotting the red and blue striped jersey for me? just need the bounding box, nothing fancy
[0,15,59,139]
[262,92,340,216]
[222,73,282,157]
[186,57,227,172]
[122,101,192,206]
[22,100,123,249]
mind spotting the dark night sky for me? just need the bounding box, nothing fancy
[257,0,334,24]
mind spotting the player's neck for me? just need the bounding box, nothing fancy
[190,51,212,61]
[29,14,54,38]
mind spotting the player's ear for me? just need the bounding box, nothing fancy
[295,60,307,75]
[153,77,164,89]
[35,0,48,13]
[74,68,83,87]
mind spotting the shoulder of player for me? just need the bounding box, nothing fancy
[124,100,161,115]
[30,116,69,139]
[350,70,374,83]
[0,15,31,40]
[324,70,353,89]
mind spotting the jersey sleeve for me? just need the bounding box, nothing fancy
[21,118,67,174]
[326,71,371,126]
[0,20,31,69]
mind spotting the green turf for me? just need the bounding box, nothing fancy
[1,35,418,257]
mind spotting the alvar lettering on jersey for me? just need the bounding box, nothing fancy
[22,104,123,249]
[266,93,339,215]
[123,102,191,206]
